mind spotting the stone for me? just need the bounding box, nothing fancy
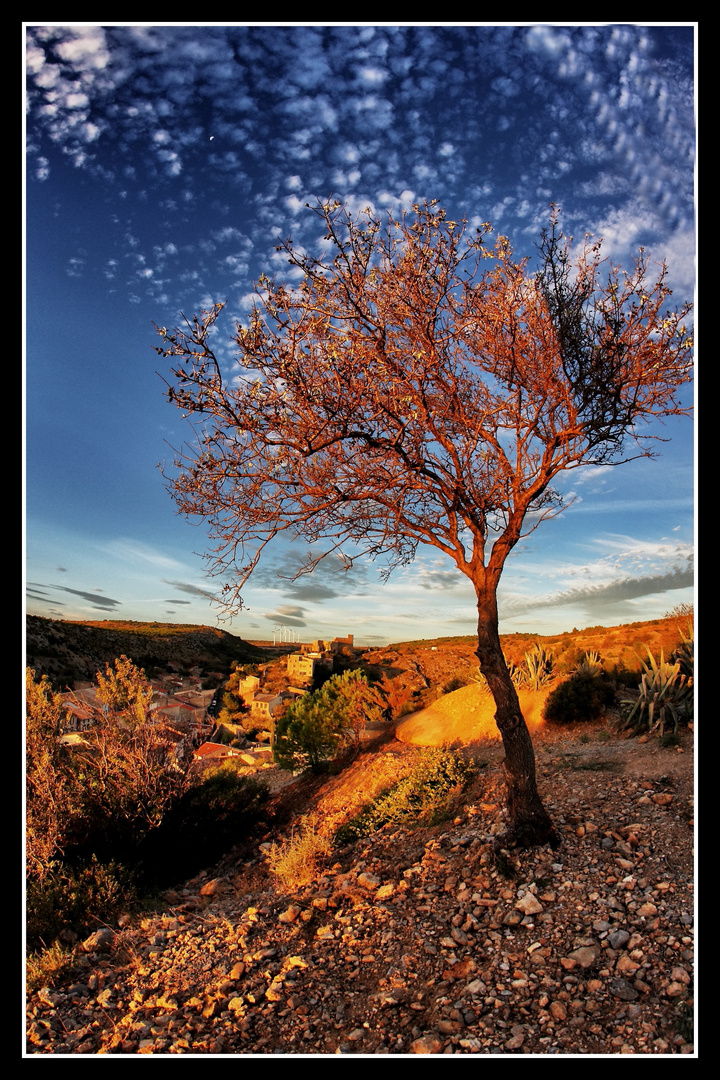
[278,905,302,923]
[82,929,115,952]
[566,946,600,968]
[609,979,639,1001]
[357,872,381,890]
[410,1034,443,1054]
[515,892,543,915]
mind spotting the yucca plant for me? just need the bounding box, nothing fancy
[507,659,524,691]
[620,647,692,736]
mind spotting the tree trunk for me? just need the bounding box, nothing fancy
[475,590,559,850]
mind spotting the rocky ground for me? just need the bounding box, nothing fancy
[25,715,695,1057]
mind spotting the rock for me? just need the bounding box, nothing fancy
[566,945,600,968]
[609,979,639,1001]
[410,1034,444,1054]
[82,928,115,952]
[199,877,229,896]
[357,872,381,890]
[515,892,543,914]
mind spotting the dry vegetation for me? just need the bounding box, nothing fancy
[26,614,695,1056]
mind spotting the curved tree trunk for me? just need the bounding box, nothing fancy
[475,590,559,850]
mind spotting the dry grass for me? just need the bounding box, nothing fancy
[267,817,334,891]
[26,940,78,993]
[267,751,420,891]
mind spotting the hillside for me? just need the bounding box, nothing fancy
[25,615,695,1055]
[25,719,694,1055]
[26,616,275,689]
[356,616,691,718]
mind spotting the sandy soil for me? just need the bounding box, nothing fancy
[394,683,553,747]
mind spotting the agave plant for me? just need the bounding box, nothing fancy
[575,650,603,678]
[509,645,555,692]
[525,644,555,690]
[620,647,692,736]
[671,624,694,686]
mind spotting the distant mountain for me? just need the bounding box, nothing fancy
[25,616,273,690]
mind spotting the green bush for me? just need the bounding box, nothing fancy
[27,855,139,952]
[141,771,270,884]
[273,670,383,772]
[542,672,615,725]
[334,749,477,845]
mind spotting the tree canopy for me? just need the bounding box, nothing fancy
[273,670,383,773]
[156,199,692,847]
[157,201,691,614]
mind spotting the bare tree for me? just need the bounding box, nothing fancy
[155,200,692,848]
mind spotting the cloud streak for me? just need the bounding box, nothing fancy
[503,564,693,618]
[26,582,122,610]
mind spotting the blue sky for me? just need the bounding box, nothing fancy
[24,23,695,648]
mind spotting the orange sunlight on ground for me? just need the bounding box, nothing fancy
[395,683,551,748]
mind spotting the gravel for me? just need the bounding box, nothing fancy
[26,727,695,1056]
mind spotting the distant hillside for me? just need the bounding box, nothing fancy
[359,615,691,712]
[388,615,689,670]
[26,613,690,695]
[25,616,274,690]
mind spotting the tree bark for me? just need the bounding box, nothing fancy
[475,590,559,850]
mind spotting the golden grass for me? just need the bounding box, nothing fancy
[267,817,334,891]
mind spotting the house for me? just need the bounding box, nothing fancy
[193,741,246,762]
[249,691,284,720]
[191,740,248,775]
[286,651,333,685]
[154,700,206,727]
[236,675,261,706]
[59,698,95,733]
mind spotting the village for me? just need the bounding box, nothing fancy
[56,635,359,781]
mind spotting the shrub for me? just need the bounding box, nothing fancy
[26,940,78,994]
[26,855,139,953]
[443,674,469,694]
[542,672,615,725]
[334,749,478,845]
[375,672,416,719]
[142,771,270,884]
